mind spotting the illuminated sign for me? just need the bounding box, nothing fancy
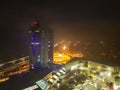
[33,20,38,25]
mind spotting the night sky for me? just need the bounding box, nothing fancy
[0,1,120,62]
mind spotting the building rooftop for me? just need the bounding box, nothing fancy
[0,68,52,90]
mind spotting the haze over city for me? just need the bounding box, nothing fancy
[0,1,120,66]
[0,1,120,90]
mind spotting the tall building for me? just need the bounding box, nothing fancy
[29,20,54,69]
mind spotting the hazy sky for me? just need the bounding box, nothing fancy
[0,1,120,60]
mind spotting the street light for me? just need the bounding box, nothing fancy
[107,71,111,77]
[63,45,66,50]
[98,66,101,69]
[58,53,62,57]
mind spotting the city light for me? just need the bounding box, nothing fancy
[53,52,71,64]
[107,67,112,71]
[33,20,38,25]
[0,77,9,83]
[107,71,111,77]
[58,53,62,57]
[35,30,40,32]
[98,66,101,69]
[63,45,66,50]
[31,42,40,45]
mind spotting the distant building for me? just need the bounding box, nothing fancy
[29,20,54,69]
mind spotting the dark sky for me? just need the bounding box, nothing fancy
[0,1,120,61]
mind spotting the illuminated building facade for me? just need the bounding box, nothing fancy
[29,20,54,69]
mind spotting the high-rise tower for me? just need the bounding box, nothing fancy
[29,20,54,69]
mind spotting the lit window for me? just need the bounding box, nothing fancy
[31,42,40,45]
[35,30,40,32]
[48,45,50,47]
